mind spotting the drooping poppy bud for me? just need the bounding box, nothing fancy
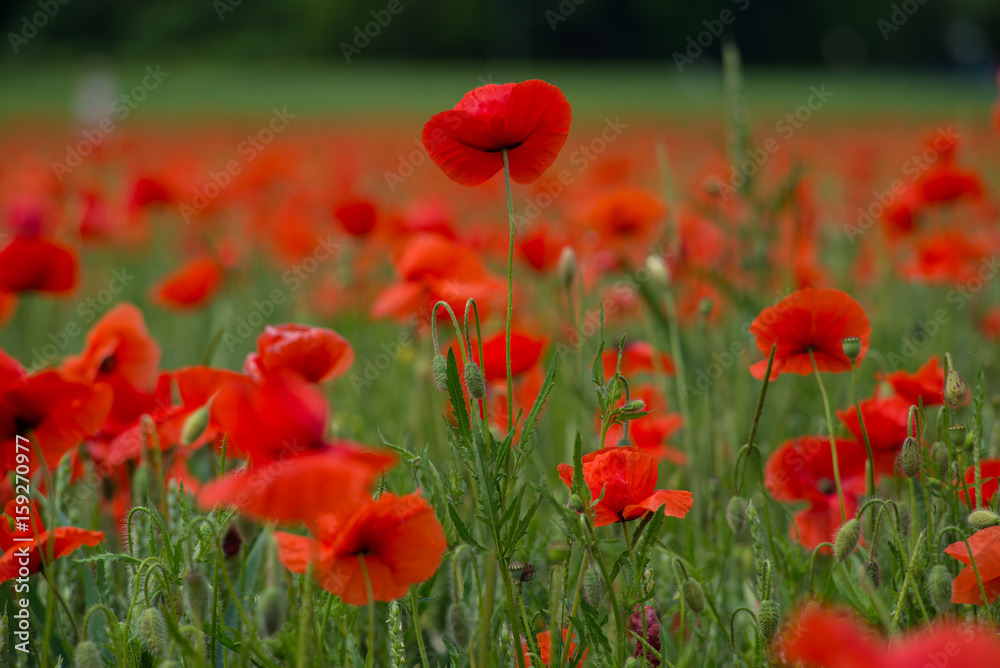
[726,496,748,534]
[139,608,168,658]
[944,365,968,408]
[432,354,449,391]
[465,361,486,399]
[74,640,104,668]
[583,569,604,606]
[926,564,953,612]
[834,519,861,563]
[861,561,880,590]
[682,579,706,614]
[897,436,921,478]
[968,509,1000,532]
[757,600,780,641]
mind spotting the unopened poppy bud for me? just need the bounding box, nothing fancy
[74,640,104,668]
[968,509,1000,532]
[181,402,212,446]
[258,586,286,637]
[465,361,486,399]
[569,494,585,512]
[861,561,880,590]
[930,441,949,473]
[548,541,571,564]
[682,578,706,614]
[583,569,604,605]
[432,354,449,391]
[841,337,862,361]
[926,565,953,612]
[757,600,780,641]
[948,424,967,449]
[897,436,921,478]
[622,399,646,412]
[624,659,640,668]
[944,367,968,408]
[834,519,861,563]
[139,607,168,658]
[558,246,577,289]
[699,297,713,318]
[447,602,471,648]
[184,569,211,624]
[726,496,748,534]
[645,255,670,286]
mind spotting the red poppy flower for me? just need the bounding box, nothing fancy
[422,80,572,186]
[777,603,1000,668]
[0,236,77,294]
[275,492,446,605]
[62,302,162,393]
[749,288,870,380]
[588,187,665,246]
[244,324,355,384]
[899,229,994,284]
[0,501,104,584]
[521,629,586,667]
[946,525,1000,605]
[517,225,567,272]
[836,394,911,475]
[601,342,676,379]
[473,330,545,382]
[333,197,378,237]
[557,446,692,527]
[764,435,868,549]
[0,356,113,473]
[877,356,944,406]
[962,460,1000,508]
[151,256,223,310]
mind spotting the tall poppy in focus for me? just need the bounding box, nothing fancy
[0,235,78,294]
[558,446,692,527]
[749,288,870,380]
[151,256,223,310]
[764,435,868,549]
[946,525,1000,605]
[0,501,104,583]
[422,80,572,186]
[275,491,446,605]
[244,324,355,384]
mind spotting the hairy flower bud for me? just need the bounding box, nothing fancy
[726,496,748,534]
[464,361,486,399]
[139,608,168,658]
[432,354,449,391]
[569,494,585,512]
[861,561,880,590]
[926,565,953,612]
[583,569,604,606]
[184,569,211,624]
[897,436,921,478]
[968,509,1000,532]
[74,640,104,668]
[682,579,706,614]
[944,366,968,408]
[834,519,861,563]
[258,586,287,638]
[757,600,780,642]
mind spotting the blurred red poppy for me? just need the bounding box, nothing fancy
[473,330,546,382]
[749,288,870,380]
[275,491,446,605]
[0,501,104,584]
[877,356,944,406]
[422,80,572,186]
[0,236,78,294]
[151,256,223,309]
[62,302,162,393]
[836,394,911,475]
[601,342,676,379]
[521,629,586,667]
[244,324,355,384]
[946,525,1000,605]
[333,197,378,237]
[962,460,1000,508]
[558,446,692,527]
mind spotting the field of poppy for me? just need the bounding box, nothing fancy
[2,60,1000,668]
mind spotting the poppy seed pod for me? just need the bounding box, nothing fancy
[432,354,449,391]
[682,578,706,614]
[558,246,577,289]
[447,602,471,649]
[757,600,780,641]
[834,519,862,563]
[948,424,967,449]
[926,565,953,612]
[726,496,748,534]
[944,367,968,408]
[74,640,103,668]
[862,561,881,590]
[583,569,604,605]
[897,436,921,478]
[841,337,862,361]
[258,586,287,638]
[968,509,1000,532]
[465,361,486,399]
[139,607,168,658]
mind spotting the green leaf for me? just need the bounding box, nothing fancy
[520,354,558,447]
[447,504,486,551]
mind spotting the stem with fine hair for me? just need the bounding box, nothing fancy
[810,349,847,522]
[502,149,516,432]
